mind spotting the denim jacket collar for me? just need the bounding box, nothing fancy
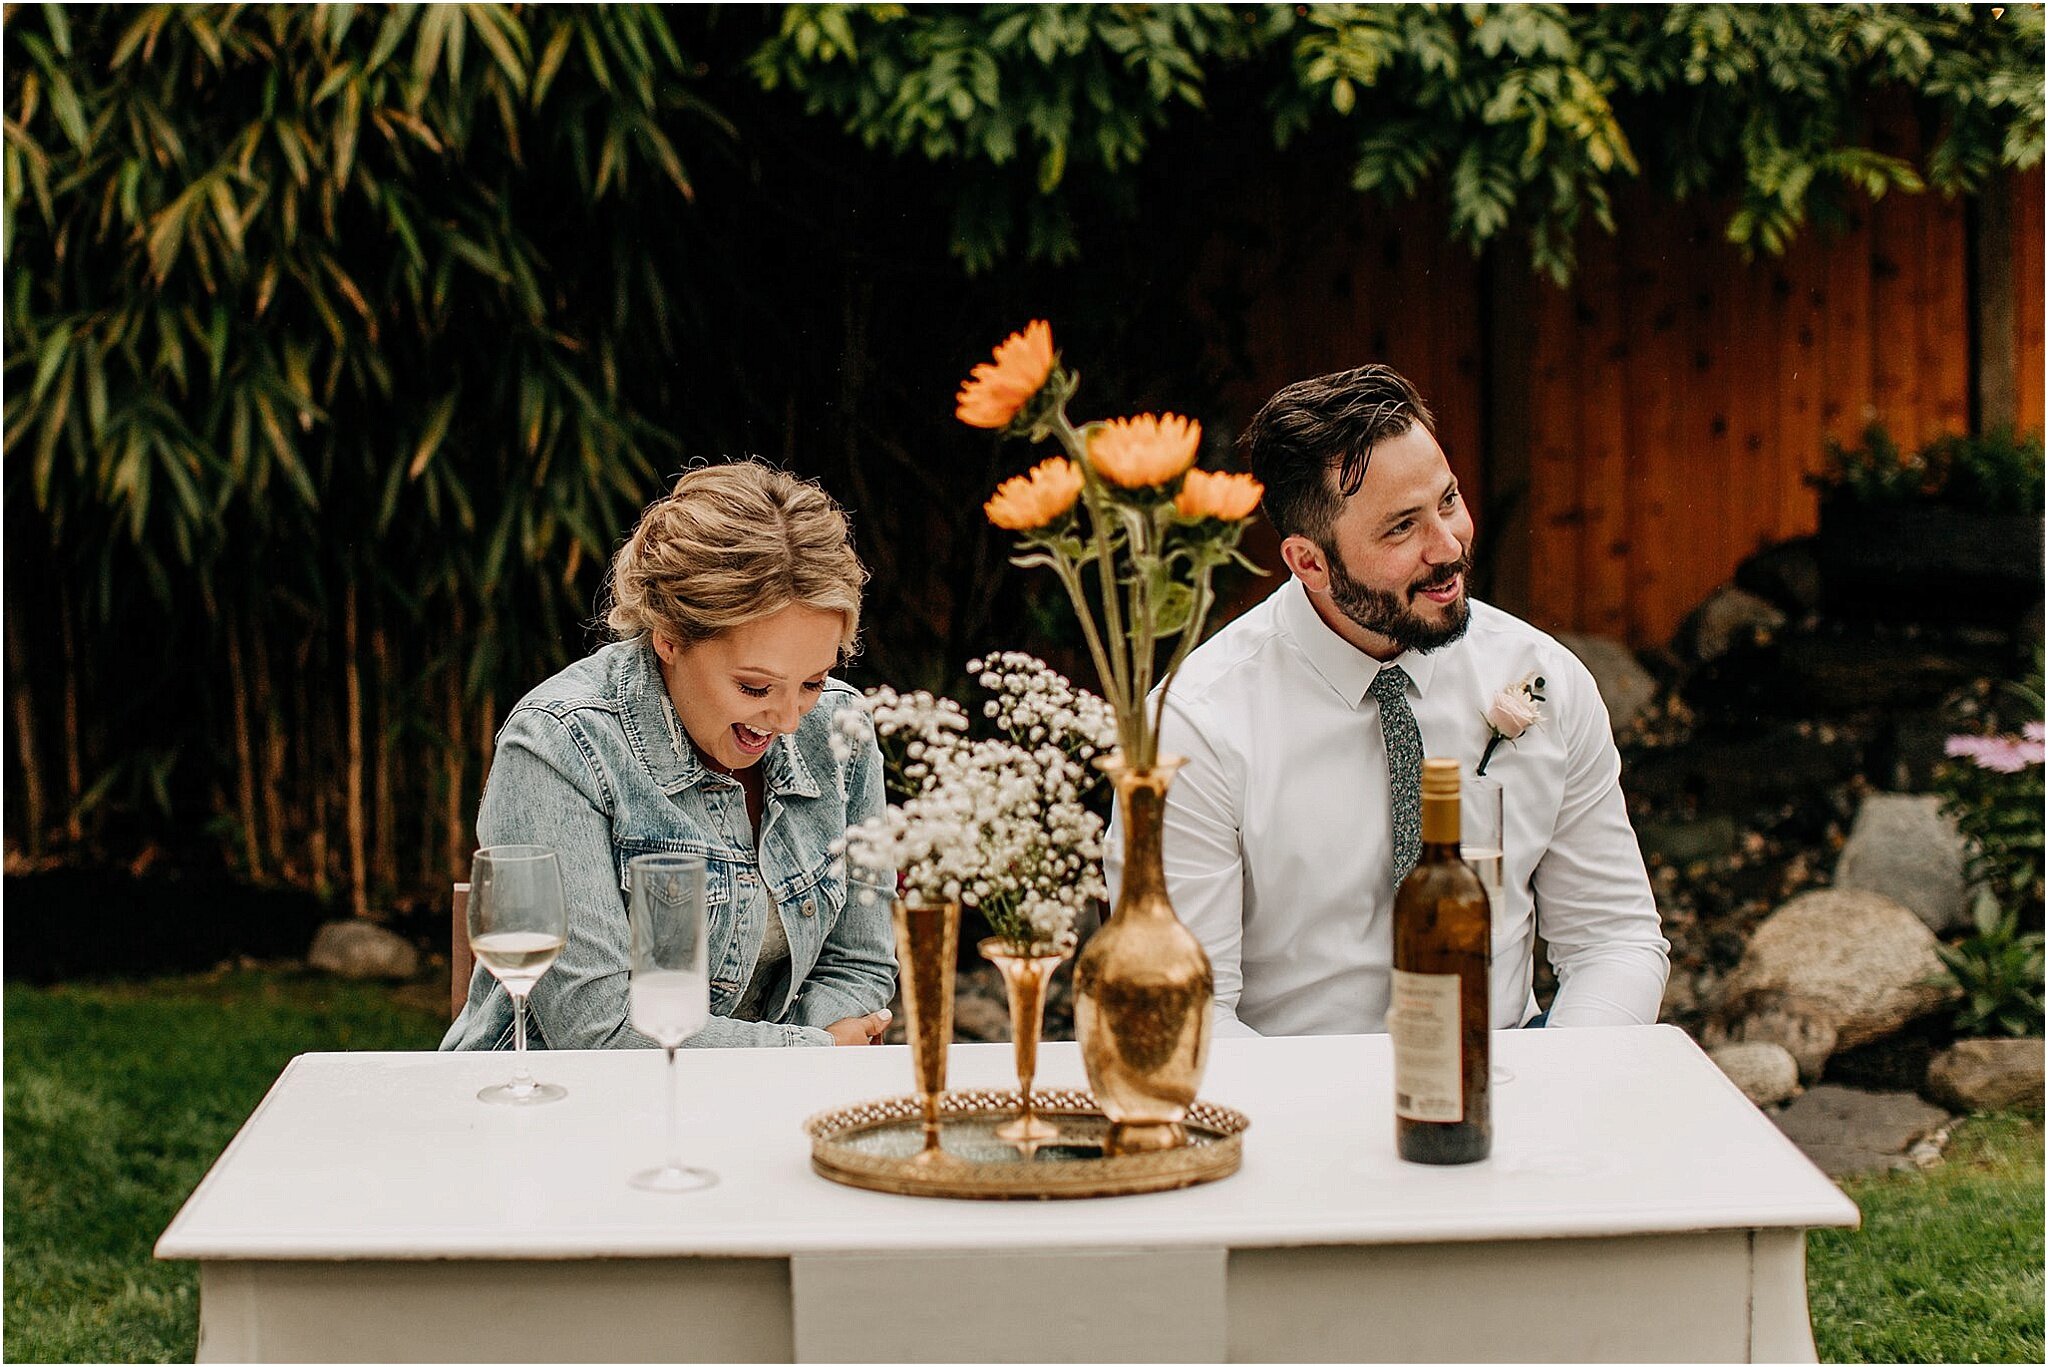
[616,636,822,801]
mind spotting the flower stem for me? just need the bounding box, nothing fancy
[1054,411,1137,754]
[1041,544,1121,744]
[1151,562,1216,748]
[1476,733,1503,777]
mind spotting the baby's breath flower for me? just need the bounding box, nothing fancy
[838,652,1111,954]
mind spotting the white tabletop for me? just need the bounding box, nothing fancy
[156,1024,1855,1262]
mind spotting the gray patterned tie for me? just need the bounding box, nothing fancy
[1369,665,1422,889]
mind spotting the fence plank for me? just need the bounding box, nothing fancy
[1574,224,1632,639]
[1820,201,1877,451]
[1921,178,1972,441]
[1776,230,1828,542]
[1525,271,1582,635]
[1621,195,1689,646]
[2015,168,2046,437]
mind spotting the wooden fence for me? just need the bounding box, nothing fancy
[1195,145,2043,647]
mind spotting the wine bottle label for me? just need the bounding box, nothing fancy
[1389,969,1464,1122]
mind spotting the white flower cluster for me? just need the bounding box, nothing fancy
[834,654,1113,954]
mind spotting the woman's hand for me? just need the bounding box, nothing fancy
[826,1009,892,1046]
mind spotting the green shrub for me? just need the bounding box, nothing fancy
[1936,893,2046,1038]
[1817,425,2046,514]
[1932,656,2046,1038]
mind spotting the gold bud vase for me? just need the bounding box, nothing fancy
[892,899,962,1167]
[1075,755,1212,1154]
[978,937,1070,1146]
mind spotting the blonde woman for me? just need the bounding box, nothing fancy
[442,461,896,1050]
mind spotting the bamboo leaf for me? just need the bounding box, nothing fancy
[533,22,575,105]
[367,5,415,74]
[30,320,73,405]
[412,3,454,103]
[408,391,459,479]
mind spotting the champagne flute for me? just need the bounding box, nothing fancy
[1460,775,1516,1086]
[627,853,718,1193]
[469,844,569,1105]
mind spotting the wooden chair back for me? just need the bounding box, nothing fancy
[450,882,472,1019]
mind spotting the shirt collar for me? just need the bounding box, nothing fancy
[619,636,821,799]
[1276,576,1442,709]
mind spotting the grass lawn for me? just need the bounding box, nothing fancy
[1809,1108,2045,1363]
[4,972,2043,1364]
[4,971,445,1363]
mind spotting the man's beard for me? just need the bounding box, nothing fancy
[1326,546,1473,654]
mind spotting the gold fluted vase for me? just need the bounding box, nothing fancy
[892,899,962,1166]
[978,938,1070,1146]
[1075,755,1212,1154]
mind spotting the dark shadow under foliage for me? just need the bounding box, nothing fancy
[3,867,330,985]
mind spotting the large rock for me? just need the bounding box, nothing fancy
[307,920,420,981]
[1834,794,1973,934]
[1706,889,1959,1080]
[1555,633,1657,736]
[1678,585,1787,664]
[1923,1039,2045,1113]
[1710,1042,1802,1108]
[1772,1084,1952,1177]
[1735,537,1823,617]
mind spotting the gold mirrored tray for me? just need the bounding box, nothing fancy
[804,1086,1248,1200]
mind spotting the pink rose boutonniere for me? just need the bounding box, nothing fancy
[1477,671,1546,776]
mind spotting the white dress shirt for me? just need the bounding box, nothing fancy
[1106,577,1669,1037]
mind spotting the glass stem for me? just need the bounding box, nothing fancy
[664,1045,682,1174]
[510,990,534,1093]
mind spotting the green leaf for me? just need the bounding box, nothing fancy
[407,391,459,479]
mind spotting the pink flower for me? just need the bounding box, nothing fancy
[1945,733,2045,774]
[1484,679,1543,740]
[1476,672,1546,777]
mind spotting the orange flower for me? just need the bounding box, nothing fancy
[985,457,1085,531]
[1088,413,1201,489]
[1175,469,1264,522]
[956,320,1057,428]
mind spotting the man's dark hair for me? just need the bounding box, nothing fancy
[1238,365,1436,543]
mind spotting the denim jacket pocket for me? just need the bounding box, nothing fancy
[775,856,847,929]
[614,836,743,990]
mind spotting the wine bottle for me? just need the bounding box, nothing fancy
[1390,756,1492,1163]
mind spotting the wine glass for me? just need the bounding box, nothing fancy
[626,853,718,1193]
[468,844,569,1105]
[1461,773,1505,913]
[1460,776,1516,1087]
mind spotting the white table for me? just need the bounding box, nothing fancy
[156,1025,1856,1363]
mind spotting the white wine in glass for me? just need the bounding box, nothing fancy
[627,853,717,1193]
[469,844,569,1105]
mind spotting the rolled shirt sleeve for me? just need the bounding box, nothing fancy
[1531,651,1671,1027]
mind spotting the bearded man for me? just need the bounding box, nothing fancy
[1107,365,1668,1036]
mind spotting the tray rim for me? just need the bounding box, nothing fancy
[804,1086,1248,1201]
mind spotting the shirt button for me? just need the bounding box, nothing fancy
[801,899,816,918]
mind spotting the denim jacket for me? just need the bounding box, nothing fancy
[439,637,896,1051]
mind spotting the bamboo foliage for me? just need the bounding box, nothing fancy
[4,4,712,910]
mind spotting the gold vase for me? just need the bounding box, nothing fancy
[892,899,962,1166]
[978,937,1070,1146]
[1075,755,1212,1154]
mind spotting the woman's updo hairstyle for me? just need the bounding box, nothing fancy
[604,460,867,655]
